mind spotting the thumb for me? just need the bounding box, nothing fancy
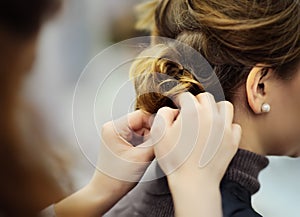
[151,107,179,133]
[141,107,179,148]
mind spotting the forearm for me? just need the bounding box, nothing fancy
[54,185,109,217]
[169,178,223,217]
[54,174,131,217]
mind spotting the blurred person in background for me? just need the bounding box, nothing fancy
[0,0,65,215]
[0,0,242,217]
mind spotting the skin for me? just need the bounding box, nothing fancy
[234,64,300,157]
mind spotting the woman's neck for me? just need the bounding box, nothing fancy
[233,107,267,156]
[238,130,266,155]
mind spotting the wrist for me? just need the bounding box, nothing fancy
[169,177,222,217]
[169,177,220,196]
[88,172,134,201]
[167,170,221,192]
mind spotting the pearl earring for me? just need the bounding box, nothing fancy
[261,103,271,113]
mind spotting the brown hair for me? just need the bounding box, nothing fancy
[0,0,65,216]
[132,0,300,110]
[130,43,205,114]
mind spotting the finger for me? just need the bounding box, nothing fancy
[98,137,154,182]
[173,92,199,114]
[217,101,234,124]
[153,107,179,128]
[231,123,242,149]
[127,110,153,131]
[195,92,215,104]
[196,92,218,115]
[135,128,150,137]
[114,110,152,142]
[147,114,155,128]
[131,128,150,147]
[149,107,179,146]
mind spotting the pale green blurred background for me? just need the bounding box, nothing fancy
[24,0,300,216]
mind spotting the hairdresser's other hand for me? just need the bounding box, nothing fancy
[55,110,154,217]
[91,110,154,203]
[151,92,241,217]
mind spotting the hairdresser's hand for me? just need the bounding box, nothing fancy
[152,92,241,183]
[92,110,154,183]
[55,110,154,217]
[151,92,241,217]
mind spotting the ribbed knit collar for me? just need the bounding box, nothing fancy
[223,149,269,195]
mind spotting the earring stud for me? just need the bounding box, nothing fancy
[261,103,271,113]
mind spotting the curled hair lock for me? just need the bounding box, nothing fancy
[130,43,205,114]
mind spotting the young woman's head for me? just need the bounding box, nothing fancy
[131,0,300,156]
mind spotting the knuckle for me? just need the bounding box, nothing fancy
[201,92,216,102]
[219,101,234,112]
[198,92,211,98]
[224,101,234,110]
[157,106,171,116]
[204,92,215,98]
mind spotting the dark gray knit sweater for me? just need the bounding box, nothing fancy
[105,149,269,217]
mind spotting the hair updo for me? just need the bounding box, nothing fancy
[130,43,205,114]
[131,0,300,114]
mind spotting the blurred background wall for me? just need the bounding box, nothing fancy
[23,0,300,216]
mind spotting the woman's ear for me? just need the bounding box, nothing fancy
[246,66,271,114]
